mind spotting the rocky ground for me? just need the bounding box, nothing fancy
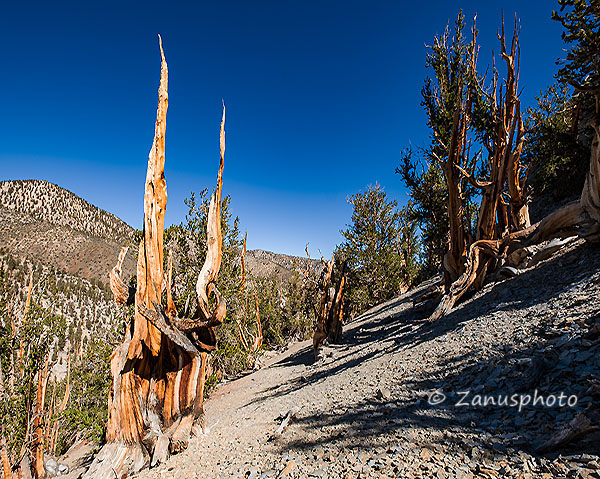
[68,238,600,479]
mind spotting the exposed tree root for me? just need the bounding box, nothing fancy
[537,407,600,453]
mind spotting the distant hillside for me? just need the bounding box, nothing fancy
[0,180,137,283]
[0,180,134,242]
[0,179,318,286]
[245,249,321,281]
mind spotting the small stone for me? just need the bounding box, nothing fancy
[45,459,59,477]
[376,387,392,400]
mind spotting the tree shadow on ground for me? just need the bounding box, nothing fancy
[274,309,600,459]
[254,243,597,407]
[255,242,600,461]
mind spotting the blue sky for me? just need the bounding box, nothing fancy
[1,1,565,258]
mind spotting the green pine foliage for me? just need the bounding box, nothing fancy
[166,190,318,385]
[397,153,448,275]
[553,0,600,96]
[54,338,112,455]
[336,183,421,316]
[525,84,591,200]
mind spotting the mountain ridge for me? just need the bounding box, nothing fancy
[0,179,315,284]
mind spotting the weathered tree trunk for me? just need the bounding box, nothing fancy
[251,293,263,352]
[327,274,346,344]
[236,233,262,353]
[431,125,600,320]
[84,38,227,478]
[473,20,524,243]
[442,110,468,287]
[236,233,250,350]
[1,437,11,479]
[313,260,346,358]
[31,354,49,478]
[17,270,34,379]
[18,455,32,479]
[313,260,333,360]
[439,17,530,297]
[49,356,70,455]
[506,82,530,233]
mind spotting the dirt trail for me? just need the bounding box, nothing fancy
[132,240,600,479]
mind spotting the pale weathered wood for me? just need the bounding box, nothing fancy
[313,260,346,357]
[236,233,263,353]
[313,260,334,360]
[17,270,34,378]
[236,232,251,349]
[49,355,70,455]
[32,353,49,478]
[196,106,225,321]
[18,454,32,479]
[169,413,194,454]
[109,246,130,306]
[537,408,600,452]
[252,292,263,352]
[328,274,346,344]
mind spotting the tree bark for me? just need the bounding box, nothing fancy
[445,17,530,295]
[313,261,346,358]
[313,260,333,360]
[327,274,346,344]
[442,110,468,287]
[1,437,11,479]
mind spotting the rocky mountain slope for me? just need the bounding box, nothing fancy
[0,179,320,381]
[115,238,598,479]
[0,180,313,286]
[245,249,321,281]
[0,180,137,283]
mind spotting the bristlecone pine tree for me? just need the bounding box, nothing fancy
[432,107,600,320]
[85,38,228,478]
[433,8,600,321]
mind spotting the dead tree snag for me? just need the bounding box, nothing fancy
[32,354,49,478]
[235,233,262,354]
[313,260,346,359]
[85,38,227,478]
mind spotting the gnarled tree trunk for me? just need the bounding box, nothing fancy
[313,260,346,359]
[235,233,263,354]
[85,38,227,478]
[433,16,532,305]
[431,125,600,321]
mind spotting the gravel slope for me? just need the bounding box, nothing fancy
[131,239,600,479]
